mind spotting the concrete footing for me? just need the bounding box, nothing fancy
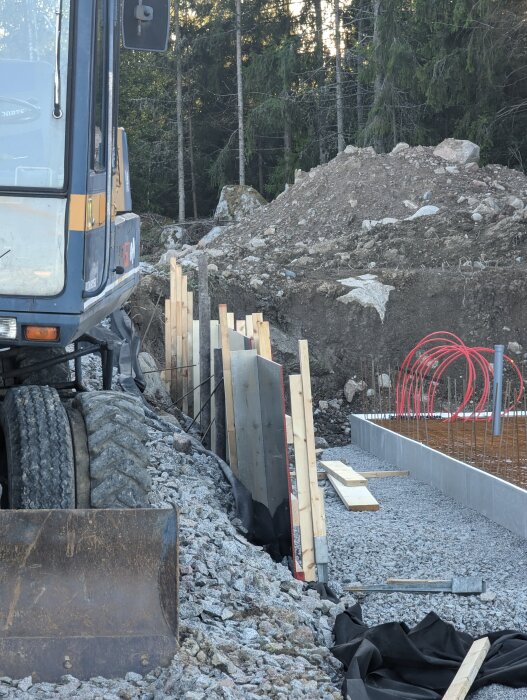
[350,415,527,540]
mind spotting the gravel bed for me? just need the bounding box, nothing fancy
[322,443,527,699]
[1,373,526,698]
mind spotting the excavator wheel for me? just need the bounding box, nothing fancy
[0,385,75,509]
[72,391,152,508]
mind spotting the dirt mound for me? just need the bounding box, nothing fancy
[200,144,527,289]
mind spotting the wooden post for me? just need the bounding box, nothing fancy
[214,348,226,461]
[236,320,246,335]
[170,261,183,401]
[192,319,200,419]
[290,374,316,582]
[252,313,263,353]
[219,304,238,474]
[180,275,189,414]
[198,254,211,448]
[257,321,272,360]
[299,339,328,583]
[227,312,235,330]
[164,299,172,387]
[245,315,254,341]
[186,290,194,415]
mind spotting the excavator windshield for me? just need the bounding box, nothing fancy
[0,0,71,190]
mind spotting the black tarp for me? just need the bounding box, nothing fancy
[332,603,527,699]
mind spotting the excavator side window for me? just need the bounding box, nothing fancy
[91,0,107,172]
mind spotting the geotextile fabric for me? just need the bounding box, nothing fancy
[332,603,527,699]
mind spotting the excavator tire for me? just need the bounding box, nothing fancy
[73,391,152,508]
[17,347,71,386]
[1,385,75,509]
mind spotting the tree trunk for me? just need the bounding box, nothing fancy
[335,0,345,152]
[188,110,198,219]
[356,4,365,132]
[372,0,384,153]
[313,0,326,163]
[284,99,293,182]
[175,0,185,222]
[236,0,245,185]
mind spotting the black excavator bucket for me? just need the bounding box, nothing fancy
[0,508,178,682]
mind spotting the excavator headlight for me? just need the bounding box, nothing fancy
[24,326,59,342]
[0,318,17,340]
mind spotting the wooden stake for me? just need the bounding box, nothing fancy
[236,320,246,335]
[181,275,189,414]
[198,255,211,447]
[245,315,254,343]
[443,637,490,700]
[192,319,200,419]
[257,321,272,360]
[164,299,172,387]
[299,339,328,583]
[219,304,238,474]
[227,312,235,330]
[290,374,316,582]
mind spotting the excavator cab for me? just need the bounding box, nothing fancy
[0,0,178,682]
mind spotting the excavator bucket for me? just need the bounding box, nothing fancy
[0,508,178,682]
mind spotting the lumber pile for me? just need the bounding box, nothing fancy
[321,460,380,512]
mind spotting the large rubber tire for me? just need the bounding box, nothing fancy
[17,348,71,386]
[1,386,75,509]
[73,391,152,508]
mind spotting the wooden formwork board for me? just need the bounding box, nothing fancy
[245,315,254,341]
[298,340,328,581]
[256,355,289,516]
[219,306,238,474]
[164,299,172,387]
[443,637,490,700]
[321,461,368,487]
[257,321,272,360]
[180,275,189,414]
[328,476,380,511]
[187,291,194,416]
[192,320,200,419]
[231,350,267,502]
[236,320,246,335]
[290,373,316,582]
[210,319,220,449]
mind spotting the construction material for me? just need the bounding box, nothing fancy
[321,460,368,486]
[219,304,238,474]
[346,576,485,595]
[290,373,316,582]
[198,254,211,446]
[328,476,380,511]
[443,637,491,700]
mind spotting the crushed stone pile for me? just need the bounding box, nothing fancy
[182,141,527,293]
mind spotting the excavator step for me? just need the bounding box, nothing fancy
[0,508,178,682]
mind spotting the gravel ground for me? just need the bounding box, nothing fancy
[322,443,527,699]
[1,359,527,698]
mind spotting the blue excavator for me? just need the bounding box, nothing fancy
[0,0,178,681]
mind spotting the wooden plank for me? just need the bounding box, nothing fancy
[298,340,328,582]
[290,494,300,527]
[227,312,235,330]
[170,261,183,402]
[321,461,368,486]
[245,315,254,340]
[285,414,293,444]
[219,305,238,474]
[290,374,316,582]
[236,320,246,335]
[252,313,263,353]
[257,321,272,360]
[192,319,200,419]
[213,348,226,461]
[231,350,266,501]
[327,475,380,511]
[164,299,172,387]
[180,275,189,414]
[443,637,491,700]
[357,470,410,478]
[198,254,211,448]
[209,319,220,450]
[187,291,194,417]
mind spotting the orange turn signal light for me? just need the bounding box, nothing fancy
[24,326,60,342]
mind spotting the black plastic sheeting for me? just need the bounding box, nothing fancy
[332,603,527,699]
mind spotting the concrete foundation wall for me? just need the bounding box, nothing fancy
[350,415,527,540]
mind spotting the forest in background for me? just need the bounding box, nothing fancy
[118,0,527,219]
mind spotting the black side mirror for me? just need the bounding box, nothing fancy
[122,0,170,52]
